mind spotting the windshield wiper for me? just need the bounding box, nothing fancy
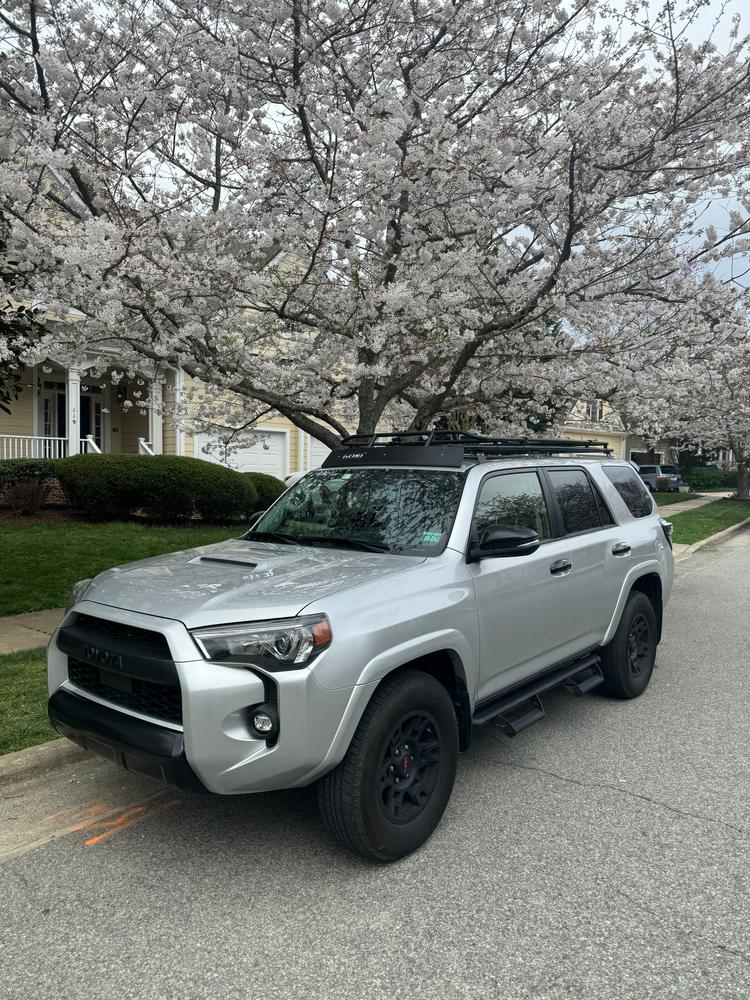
[243,530,299,545]
[296,534,392,553]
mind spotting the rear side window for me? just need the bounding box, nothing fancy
[475,471,552,539]
[602,466,654,518]
[547,469,606,534]
[639,466,657,474]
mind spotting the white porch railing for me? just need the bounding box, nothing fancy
[138,437,156,455]
[0,434,68,459]
[80,434,102,454]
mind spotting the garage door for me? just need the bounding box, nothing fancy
[194,430,287,478]
[309,436,331,469]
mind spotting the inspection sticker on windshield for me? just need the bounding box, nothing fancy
[421,532,442,544]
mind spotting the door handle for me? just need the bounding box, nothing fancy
[550,559,572,576]
[611,542,632,556]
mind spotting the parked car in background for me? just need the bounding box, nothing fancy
[637,464,684,492]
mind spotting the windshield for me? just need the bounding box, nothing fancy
[248,467,466,554]
[660,466,678,475]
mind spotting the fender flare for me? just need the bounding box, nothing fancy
[603,561,664,646]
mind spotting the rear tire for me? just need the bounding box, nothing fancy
[600,591,657,699]
[317,670,458,862]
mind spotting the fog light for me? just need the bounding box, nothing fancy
[253,712,273,733]
[248,703,279,740]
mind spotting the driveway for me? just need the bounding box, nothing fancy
[2,529,749,1000]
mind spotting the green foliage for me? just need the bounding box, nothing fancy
[0,646,57,755]
[683,467,737,491]
[0,458,56,488]
[55,453,137,519]
[0,521,239,615]
[243,471,286,512]
[0,458,56,513]
[55,454,256,523]
[669,499,750,546]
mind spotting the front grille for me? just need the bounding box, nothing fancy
[75,614,171,658]
[68,658,182,724]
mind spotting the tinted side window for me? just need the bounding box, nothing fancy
[475,471,551,540]
[547,469,603,534]
[602,466,654,518]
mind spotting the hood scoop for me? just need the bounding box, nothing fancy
[193,554,261,569]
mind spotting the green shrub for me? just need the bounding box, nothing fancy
[243,471,286,512]
[0,459,56,513]
[55,454,256,523]
[56,454,138,519]
[0,458,56,488]
[684,467,737,491]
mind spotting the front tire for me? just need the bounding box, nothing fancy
[600,591,657,698]
[317,670,458,862]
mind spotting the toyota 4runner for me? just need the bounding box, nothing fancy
[48,433,674,861]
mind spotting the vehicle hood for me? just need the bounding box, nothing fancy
[82,538,423,628]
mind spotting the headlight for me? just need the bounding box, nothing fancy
[191,615,332,670]
[66,578,92,612]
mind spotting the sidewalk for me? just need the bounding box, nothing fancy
[657,490,733,518]
[0,608,63,655]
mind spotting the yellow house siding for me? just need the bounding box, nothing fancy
[116,406,149,454]
[162,369,178,456]
[564,430,627,459]
[0,368,35,437]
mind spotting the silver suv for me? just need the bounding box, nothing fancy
[637,464,684,492]
[48,433,674,861]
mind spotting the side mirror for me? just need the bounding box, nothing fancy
[247,510,267,528]
[469,524,540,562]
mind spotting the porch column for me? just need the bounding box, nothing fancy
[149,382,163,454]
[175,367,185,456]
[66,368,81,457]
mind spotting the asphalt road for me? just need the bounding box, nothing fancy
[2,530,749,1000]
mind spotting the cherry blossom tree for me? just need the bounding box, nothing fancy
[1,0,749,447]
[605,282,750,498]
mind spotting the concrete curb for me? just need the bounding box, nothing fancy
[0,738,91,787]
[675,514,750,562]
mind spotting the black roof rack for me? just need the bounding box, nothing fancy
[321,431,613,470]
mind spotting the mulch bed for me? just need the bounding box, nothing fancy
[0,507,86,525]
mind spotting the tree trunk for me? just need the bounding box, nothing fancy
[736,458,749,500]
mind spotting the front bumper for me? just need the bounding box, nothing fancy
[48,603,375,795]
[48,688,208,793]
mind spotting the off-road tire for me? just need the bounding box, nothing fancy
[317,670,458,862]
[600,591,657,699]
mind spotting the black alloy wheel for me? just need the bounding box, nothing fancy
[378,712,442,825]
[626,613,650,677]
[318,670,458,862]
[600,590,658,698]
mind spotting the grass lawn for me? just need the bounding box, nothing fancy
[0,646,56,754]
[0,520,240,616]
[652,491,700,506]
[668,499,750,546]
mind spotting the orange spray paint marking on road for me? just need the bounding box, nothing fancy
[83,798,183,847]
[45,803,109,824]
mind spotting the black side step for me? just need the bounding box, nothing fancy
[494,695,546,737]
[472,653,602,735]
[562,661,604,696]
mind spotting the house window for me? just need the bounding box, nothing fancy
[586,399,604,422]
